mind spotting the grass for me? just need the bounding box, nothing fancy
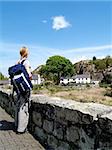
[1,82,111,106]
[53,88,112,106]
[32,85,112,106]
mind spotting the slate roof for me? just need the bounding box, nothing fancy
[60,74,90,80]
[0,80,9,85]
[32,74,39,80]
[72,74,90,79]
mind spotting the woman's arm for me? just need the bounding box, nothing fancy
[24,60,32,80]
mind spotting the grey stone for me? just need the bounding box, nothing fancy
[34,126,47,142]
[55,107,67,125]
[47,135,58,149]
[53,122,64,140]
[57,141,70,150]
[46,104,55,120]
[79,128,94,150]
[66,126,80,143]
[98,117,112,134]
[33,111,42,127]
[55,107,65,119]
[65,109,80,123]
[43,119,53,133]
[81,114,93,124]
[1,90,112,150]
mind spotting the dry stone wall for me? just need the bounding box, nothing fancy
[0,90,112,150]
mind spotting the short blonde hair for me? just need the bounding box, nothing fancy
[20,47,28,58]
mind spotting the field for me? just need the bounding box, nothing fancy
[33,85,112,106]
[1,84,111,106]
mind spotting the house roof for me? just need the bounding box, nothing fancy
[32,74,39,80]
[0,80,9,85]
[60,74,90,80]
[73,74,90,79]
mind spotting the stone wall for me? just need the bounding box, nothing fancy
[0,90,112,150]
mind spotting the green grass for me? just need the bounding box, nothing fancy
[32,84,112,106]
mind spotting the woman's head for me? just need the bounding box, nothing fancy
[20,46,28,58]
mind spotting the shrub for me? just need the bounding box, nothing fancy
[33,84,43,91]
[105,88,112,97]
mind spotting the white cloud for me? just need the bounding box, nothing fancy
[59,45,112,54]
[0,42,112,76]
[42,20,47,23]
[57,45,112,64]
[71,56,88,63]
[52,16,71,30]
[70,54,110,64]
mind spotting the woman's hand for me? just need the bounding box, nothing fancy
[29,76,32,80]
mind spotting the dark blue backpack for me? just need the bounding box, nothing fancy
[8,60,33,95]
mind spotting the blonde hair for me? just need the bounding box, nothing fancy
[20,46,28,58]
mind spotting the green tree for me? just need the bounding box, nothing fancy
[93,56,112,70]
[0,72,7,80]
[101,74,112,84]
[105,56,112,67]
[39,55,74,84]
[93,56,96,61]
[94,59,106,70]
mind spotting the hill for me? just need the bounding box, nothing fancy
[74,56,112,82]
[33,56,112,83]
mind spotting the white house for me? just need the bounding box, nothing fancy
[0,80,10,85]
[31,74,44,85]
[91,80,99,86]
[60,74,91,85]
[74,74,91,84]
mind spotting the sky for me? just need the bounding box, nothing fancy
[0,0,112,76]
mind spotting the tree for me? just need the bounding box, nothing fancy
[93,56,96,61]
[101,74,112,84]
[105,56,112,67]
[0,72,7,80]
[94,59,106,70]
[39,55,74,84]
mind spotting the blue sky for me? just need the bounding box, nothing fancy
[0,1,112,76]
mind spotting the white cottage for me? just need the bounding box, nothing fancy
[74,74,91,84]
[32,74,44,85]
[0,80,10,85]
[60,74,91,85]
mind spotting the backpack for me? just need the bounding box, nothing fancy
[8,60,33,95]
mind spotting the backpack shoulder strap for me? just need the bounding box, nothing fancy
[21,59,26,64]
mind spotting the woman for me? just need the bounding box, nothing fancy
[15,46,32,134]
